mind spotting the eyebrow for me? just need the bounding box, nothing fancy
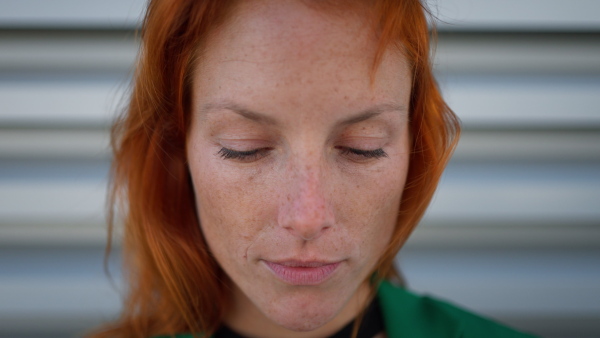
[338,103,407,126]
[201,101,278,125]
[201,100,407,126]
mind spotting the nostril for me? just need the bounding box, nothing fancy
[278,196,333,240]
[293,223,330,241]
[281,204,334,241]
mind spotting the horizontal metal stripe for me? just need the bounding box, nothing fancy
[1,78,599,128]
[442,77,600,128]
[1,129,599,161]
[0,224,109,247]
[453,131,600,161]
[434,32,600,76]
[430,0,600,32]
[406,224,600,250]
[0,0,144,29]
[1,170,598,221]
[0,80,124,127]
[0,30,138,74]
[427,180,600,223]
[0,129,110,159]
[0,181,107,222]
[2,0,600,31]
[3,221,600,250]
[2,31,599,76]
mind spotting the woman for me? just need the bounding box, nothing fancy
[91,0,537,337]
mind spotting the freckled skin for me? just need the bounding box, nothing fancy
[187,1,411,338]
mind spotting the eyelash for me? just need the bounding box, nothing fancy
[218,147,267,160]
[218,147,387,161]
[337,147,388,159]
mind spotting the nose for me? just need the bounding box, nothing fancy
[278,164,334,241]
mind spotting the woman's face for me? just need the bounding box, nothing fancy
[187,1,411,336]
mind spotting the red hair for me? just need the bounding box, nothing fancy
[89,0,459,337]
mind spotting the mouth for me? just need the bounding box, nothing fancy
[263,260,341,286]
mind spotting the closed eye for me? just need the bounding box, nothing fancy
[337,146,388,159]
[218,147,270,161]
[218,146,387,162]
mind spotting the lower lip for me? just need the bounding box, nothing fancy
[264,261,341,285]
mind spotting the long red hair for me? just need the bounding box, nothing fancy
[89,0,459,337]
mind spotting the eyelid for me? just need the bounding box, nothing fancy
[336,135,388,147]
[218,137,275,148]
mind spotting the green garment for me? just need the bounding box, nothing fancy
[157,279,539,338]
[377,280,538,338]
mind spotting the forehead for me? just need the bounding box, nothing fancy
[192,0,411,122]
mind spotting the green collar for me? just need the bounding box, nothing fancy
[377,279,463,338]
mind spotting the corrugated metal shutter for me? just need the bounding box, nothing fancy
[1,1,598,337]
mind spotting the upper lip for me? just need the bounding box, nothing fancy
[266,260,340,268]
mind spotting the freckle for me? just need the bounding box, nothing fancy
[344,95,349,100]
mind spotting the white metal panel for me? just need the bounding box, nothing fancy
[428,178,600,224]
[0,181,106,224]
[0,32,137,73]
[0,80,123,126]
[0,129,109,159]
[453,132,600,161]
[1,2,599,338]
[0,0,145,28]
[442,78,600,128]
[429,0,600,31]
[434,34,600,76]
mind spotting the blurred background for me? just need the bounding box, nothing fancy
[0,0,599,337]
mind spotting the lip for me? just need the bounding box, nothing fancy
[263,260,341,286]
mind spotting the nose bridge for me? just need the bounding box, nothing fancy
[279,157,334,241]
[296,163,326,210]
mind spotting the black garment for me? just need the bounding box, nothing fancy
[214,298,384,338]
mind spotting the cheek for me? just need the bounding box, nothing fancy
[188,144,278,261]
[344,152,409,249]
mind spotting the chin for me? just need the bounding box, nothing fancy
[268,301,338,332]
[259,287,351,332]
